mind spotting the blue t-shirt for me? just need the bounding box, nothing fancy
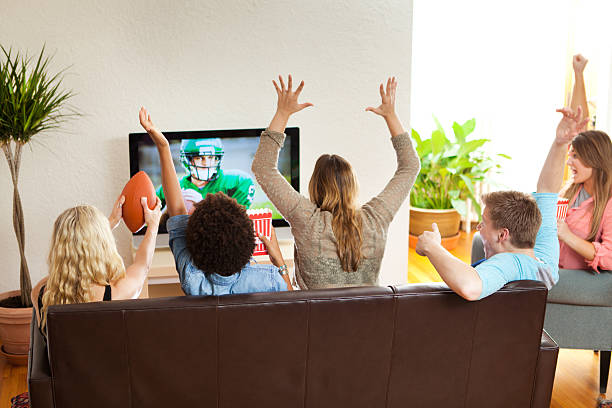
[475,193,560,299]
[167,215,287,295]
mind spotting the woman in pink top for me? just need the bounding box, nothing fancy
[556,55,612,272]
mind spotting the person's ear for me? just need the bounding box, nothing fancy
[498,228,510,243]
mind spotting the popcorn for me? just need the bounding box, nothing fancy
[557,198,569,220]
[247,208,273,256]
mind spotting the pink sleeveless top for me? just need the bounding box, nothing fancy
[559,186,612,271]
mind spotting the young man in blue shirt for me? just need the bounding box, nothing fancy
[415,107,588,300]
[138,107,292,295]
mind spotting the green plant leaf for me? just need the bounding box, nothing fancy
[448,189,460,199]
[452,121,465,144]
[411,128,422,146]
[458,138,489,157]
[451,198,467,217]
[432,115,445,136]
[431,129,448,156]
[461,118,476,137]
[416,138,432,157]
[459,174,476,197]
[497,153,512,160]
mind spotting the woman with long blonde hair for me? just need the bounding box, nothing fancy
[252,76,420,289]
[39,195,161,330]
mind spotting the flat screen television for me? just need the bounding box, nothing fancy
[128,127,299,234]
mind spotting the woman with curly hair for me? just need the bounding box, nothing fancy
[39,196,161,330]
[252,76,420,289]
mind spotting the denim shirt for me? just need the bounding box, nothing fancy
[167,215,287,296]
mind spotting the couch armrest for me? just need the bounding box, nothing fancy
[531,330,559,408]
[27,308,54,408]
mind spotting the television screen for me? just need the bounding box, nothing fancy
[129,127,299,234]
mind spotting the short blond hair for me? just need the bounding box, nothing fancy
[41,205,125,329]
[482,191,541,249]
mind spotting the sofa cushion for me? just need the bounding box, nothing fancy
[547,269,612,307]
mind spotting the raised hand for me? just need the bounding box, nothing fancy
[273,74,314,117]
[555,106,589,145]
[139,107,169,148]
[415,223,442,256]
[108,194,125,230]
[573,54,588,74]
[366,77,397,118]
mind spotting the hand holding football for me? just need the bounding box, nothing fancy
[120,171,157,232]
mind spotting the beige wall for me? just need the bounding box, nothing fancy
[0,0,414,292]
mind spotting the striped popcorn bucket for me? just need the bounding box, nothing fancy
[557,198,569,220]
[247,208,273,256]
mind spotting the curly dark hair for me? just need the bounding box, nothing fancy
[185,192,255,276]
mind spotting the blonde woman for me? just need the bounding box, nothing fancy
[252,76,420,289]
[39,195,161,330]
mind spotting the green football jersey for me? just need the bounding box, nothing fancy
[156,169,255,208]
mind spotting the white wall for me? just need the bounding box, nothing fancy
[411,0,612,197]
[0,0,414,292]
[411,0,570,195]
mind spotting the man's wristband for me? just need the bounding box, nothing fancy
[278,264,288,276]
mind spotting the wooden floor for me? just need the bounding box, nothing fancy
[0,231,609,407]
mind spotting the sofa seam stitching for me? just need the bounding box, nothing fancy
[216,297,220,408]
[384,294,398,408]
[302,300,311,408]
[529,292,549,407]
[122,310,134,408]
[463,303,479,408]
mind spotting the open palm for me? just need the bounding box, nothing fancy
[366,77,397,118]
[273,75,313,116]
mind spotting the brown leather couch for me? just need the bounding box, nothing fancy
[28,281,558,408]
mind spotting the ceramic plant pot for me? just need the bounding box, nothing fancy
[0,290,33,360]
[409,207,461,250]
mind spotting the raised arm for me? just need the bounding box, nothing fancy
[537,107,589,193]
[570,54,589,124]
[415,223,482,301]
[252,75,313,218]
[113,197,161,299]
[363,77,420,223]
[139,107,187,216]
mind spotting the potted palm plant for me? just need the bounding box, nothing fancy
[409,117,509,249]
[0,45,76,362]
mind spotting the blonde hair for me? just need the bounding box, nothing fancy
[309,154,363,272]
[561,131,612,241]
[41,205,125,329]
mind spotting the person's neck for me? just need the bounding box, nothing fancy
[495,245,536,260]
[582,179,594,196]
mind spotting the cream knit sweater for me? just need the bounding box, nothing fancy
[252,129,420,289]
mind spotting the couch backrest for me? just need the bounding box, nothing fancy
[42,281,548,408]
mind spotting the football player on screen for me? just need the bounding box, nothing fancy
[155,137,256,213]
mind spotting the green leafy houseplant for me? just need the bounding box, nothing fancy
[410,117,510,219]
[0,45,77,307]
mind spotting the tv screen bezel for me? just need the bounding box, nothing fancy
[128,127,299,234]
